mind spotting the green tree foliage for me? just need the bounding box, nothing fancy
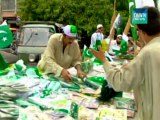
[17,0,128,36]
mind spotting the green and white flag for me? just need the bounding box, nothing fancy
[120,33,128,53]
[0,20,14,49]
[82,45,93,61]
[128,0,138,41]
[114,13,123,36]
[114,14,121,29]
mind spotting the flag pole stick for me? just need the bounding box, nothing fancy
[107,0,116,52]
[123,17,130,36]
[0,0,2,22]
[110,0,116,29]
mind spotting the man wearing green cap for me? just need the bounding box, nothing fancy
[37,25,86,81]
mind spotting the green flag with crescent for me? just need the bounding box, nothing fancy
[82,45,93,61]
[0,21,14,49]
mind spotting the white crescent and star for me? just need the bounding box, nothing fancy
[86,49,90,56]
[2,37,7,42]
[0,30,7,34]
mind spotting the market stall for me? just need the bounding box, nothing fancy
[0,55,136,120]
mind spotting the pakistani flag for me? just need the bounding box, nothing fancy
[120,33,128,53]
[82,45,93,61]
[0,20,13,49]
[128,0,138,41]
[114,13,123,36]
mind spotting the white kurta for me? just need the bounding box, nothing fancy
[37,33,81,77]
[103,36,160,120]
[90,32,104,48]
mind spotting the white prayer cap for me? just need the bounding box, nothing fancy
[97,24,103,29]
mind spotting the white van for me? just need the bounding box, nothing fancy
[17,23,56,65]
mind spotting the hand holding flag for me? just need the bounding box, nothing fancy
[89,46,106,63]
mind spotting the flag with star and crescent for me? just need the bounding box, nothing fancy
[82,45,93,61]
[0,20,13,49]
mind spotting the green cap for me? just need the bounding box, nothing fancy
[62,25,77,37]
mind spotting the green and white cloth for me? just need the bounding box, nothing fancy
[0,20,14,49]
[120,33,129,53]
